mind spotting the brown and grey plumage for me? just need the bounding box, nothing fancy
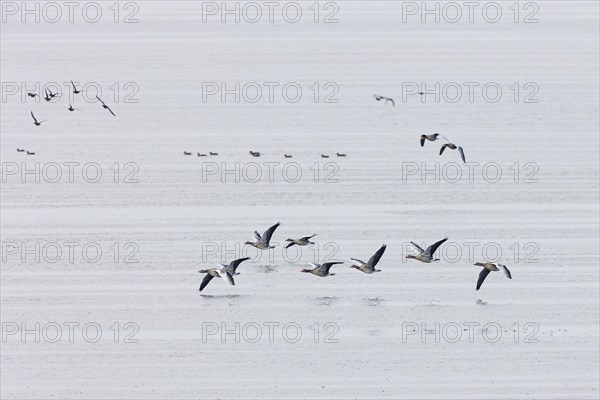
[405,237,448,263]
[244,222,281,250]
[350,244,387,274]
[420,133,440,147]
[439,142,466,163]
[285,234,316,249]
[218,257,251,276]
[474,262,512,291]
[374,94,395,107]
[198,267,235,292]
[301,261,343,277]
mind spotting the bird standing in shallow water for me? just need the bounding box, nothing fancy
[301,261,343,277]
[244,222,281,250]
[474,262,512,291]
[350,244,387,273]
[405,237,448,263]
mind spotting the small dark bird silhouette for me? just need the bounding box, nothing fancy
[68,104,82,112]
[374,94,395,107]
[27,93,37,98]
[321,154,330,158]
[198,153,208,157]
[250,151,261,157]
[96,96,116,117]
[47,88,57,98]
[30,111,47,126]
[284,154,292,158]
[71,80,81,94]
[183,151,192,156]
[26,151,35,155]
[336,153,346,157]
[43,89,52,102]
[210,152,218,156]
[16,148,25,152]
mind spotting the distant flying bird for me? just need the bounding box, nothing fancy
[301,261,343,277]
[474,262,512,291]
[285,234,317,249]
[96,96,116,116]
[244,222,281,250]
[183,151,192,155]
[405,237,448,263]
[209,152,218,156]
[418,92,425,96]
[336,153,347,157]
[16,148,25,152]
[439,142,466,163]
[284,154,292,158]
[374,94,395,107]
[350,244,387,274]
[68,104,82,112]
[198,267,235,292]
[27,93,37,98]
[420,133,441,147]
[30,111,47,126]
[250,151,261,157]
[43,90,52,102]
[197,153,207,157]
[47,88,57,98]
[71,80,81,94]
[321,154,330,158]
[26,151,35,155]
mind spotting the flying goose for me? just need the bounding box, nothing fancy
[96,96,116,117]
[71,80,81,94]
[26,151,35,155]
[43,89,52,102]
[220,257,251,276]
[184,151,192,155]
[210,152,218,156]
[374,94,395,107]
[198,267,235,292]
[301,261,343,277]
[30,111,47,126]
[27,92,37,98]
[405,237,448,263]
[420,133,441,147]
[197,153,207,157]
[47,88,57,98]
[285,234,317,249]
[321,154,330,158]
[439,143,466,163]
[336,153,347,157]
[244,222,281,250]
[68,104,82,112]
[16,148,25,152]
[250,151,261,157]
[350,244,387,274]
[475,262,512,291]
[284,154,292,158]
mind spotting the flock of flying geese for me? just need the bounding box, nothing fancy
[375,94,467,163]
[198,222,512,292]
[184,150,348,158]
[19,82,117,154]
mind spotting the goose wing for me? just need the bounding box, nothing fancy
[367,244,387,268]
[439,144,449,155]
[95,95,106,106]
[458,146,466,163]
[226,257,250,274]
[476,268,491,291]
[260,222,280,245]
[350,257,367,266]
[252,231,262,241]
[215,269,235,286]
[319,262,342,273]
[425,237,448,257]
[300,234,316,241]
[106,106,116,117]
[30,111,38,123]
[410,242,425,254]
[199,273,214,292]
[307,262,320,270]
[420,135,426,147]
[499,264,512,279]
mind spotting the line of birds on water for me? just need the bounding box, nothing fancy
[183,150,348,158]
[198,222,512,293]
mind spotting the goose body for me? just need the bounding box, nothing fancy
[301,261,343,277]
[374,94,395,107]
[405,237,448,263]
[420,133,440,147]
[350,244,387,274]
[198,267,235,292]
[474,262,512,290]
[245,222,280,250]
[439,142,466,163]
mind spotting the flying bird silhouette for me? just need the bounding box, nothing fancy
[30,111,47,126]
[96,96,116,116]
[71,80,81,94]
